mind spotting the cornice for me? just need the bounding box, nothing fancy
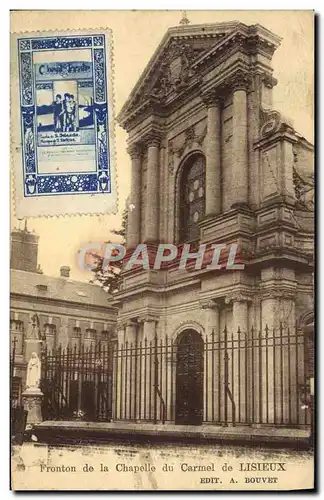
[193,23,281,72]
[10,292,118,315]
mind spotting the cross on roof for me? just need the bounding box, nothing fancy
[179,10,190,25]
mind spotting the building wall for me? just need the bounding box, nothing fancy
[10,297,117,392]
[10,229,39,273]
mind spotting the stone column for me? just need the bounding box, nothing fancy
[143,318,156,343]
[201,300,220,422]
[203,300,220,336]
[125,321,137,344]
[144,136,160,243]
[113,323,126,420]
[126,144,142,249]
[142,318,157,421]
[232,295,249,335]
[225,293,250,424]
[231,72,249,207]
[116,324,125,345]
[260,291,277,425]
[261,288,297,426]
[204,94,222,216]
[124,320,138,420]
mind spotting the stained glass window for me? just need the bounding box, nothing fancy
[179,154,205,242]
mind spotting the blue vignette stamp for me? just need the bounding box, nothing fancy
[17,33,112,199]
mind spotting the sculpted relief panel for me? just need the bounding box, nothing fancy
[261,145,280,202]
[168,120,207,175]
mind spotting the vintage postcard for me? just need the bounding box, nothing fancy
[10,10,315,491]
[11,29,116,217]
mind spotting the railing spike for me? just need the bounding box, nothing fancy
[265,324,269,337]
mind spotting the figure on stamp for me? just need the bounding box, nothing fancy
[26,352,41,389]
[53,94,64,132]
[63,93,78,131]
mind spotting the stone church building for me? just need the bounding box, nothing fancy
[115,21,314,427]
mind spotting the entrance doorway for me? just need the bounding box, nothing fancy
[175,329,204,425]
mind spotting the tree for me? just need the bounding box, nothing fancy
[90,208,128,293]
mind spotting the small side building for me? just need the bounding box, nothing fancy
[10,227,118,402]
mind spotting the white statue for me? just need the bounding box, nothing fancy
[26,352,41,390]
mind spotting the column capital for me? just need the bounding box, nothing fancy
[202,90,223,107]
[225,292,253,305]
[142,131,162,148]
[228,70,250,93]
[137,314,159,324]
[127,143,142,159]
[116,321,125,331]
[200,298,221,310]
[125,319,138,328]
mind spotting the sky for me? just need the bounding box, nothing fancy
[10,10,314,282]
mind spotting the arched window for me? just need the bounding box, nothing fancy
[179,153,205,243]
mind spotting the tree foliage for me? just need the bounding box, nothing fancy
[90,208,127,293]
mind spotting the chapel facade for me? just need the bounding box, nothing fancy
[115,21,314,426]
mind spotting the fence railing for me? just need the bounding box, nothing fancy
[41,325,313,427]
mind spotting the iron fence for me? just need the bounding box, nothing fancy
[41,325,312,427]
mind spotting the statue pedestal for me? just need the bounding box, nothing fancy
[22,387,43,427]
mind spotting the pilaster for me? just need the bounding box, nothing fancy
[225,292,252,423]
[144,133,161,243]
[200,298,220,337]
[203,92,222,216]
[231,72,249,208]
[126,144,142,248]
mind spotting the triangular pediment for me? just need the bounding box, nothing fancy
[118,21,281,131]
[117,22,241,128]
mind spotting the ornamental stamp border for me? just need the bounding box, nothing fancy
[11,29,118,218]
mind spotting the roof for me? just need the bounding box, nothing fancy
[10,269,117,310]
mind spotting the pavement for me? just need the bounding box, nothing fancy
[33,420,312,449]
